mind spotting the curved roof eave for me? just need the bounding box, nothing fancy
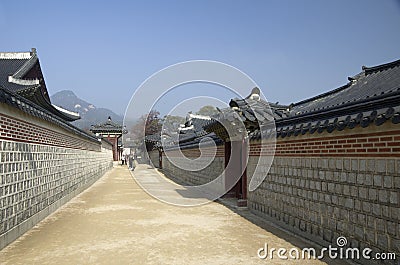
[17,85,80,121]
[52,104,81,121]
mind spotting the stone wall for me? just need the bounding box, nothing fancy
[155,122,399,262]
[152,145,225,186]
[0,103,113,249]
[248,123,400,262]
[149,149,160,168]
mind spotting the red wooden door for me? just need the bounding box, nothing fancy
[224,140,247,201]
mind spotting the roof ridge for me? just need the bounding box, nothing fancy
[292,58,400,108]
[292,83,351,107]
[278,89,400,125]
[188,113,211,120]
[13,54,38,78]
[362,58,400,75]
[0,51,32,59]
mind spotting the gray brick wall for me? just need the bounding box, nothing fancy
[149,139,400,263]
[156,150,224,186]
[247,156,400,262]
[0,140,113,249]
[149,150,160,168]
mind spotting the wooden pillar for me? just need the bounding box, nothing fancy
[106,136,120,161]
[242,138,248,199]
[237,138,248,207]
[224,141,234,197]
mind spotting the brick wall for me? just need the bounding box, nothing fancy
[249,130,400,157]
[0,113,100,151]
[248,122,400,262]
[0,103,113,249]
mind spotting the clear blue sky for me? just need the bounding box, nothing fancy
[1,0,399,116]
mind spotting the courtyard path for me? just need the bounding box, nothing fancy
[0,164,329,265]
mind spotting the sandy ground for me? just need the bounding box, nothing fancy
[0,164,332,265]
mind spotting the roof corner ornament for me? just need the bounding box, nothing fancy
[348,76,356,83]
[31,48,37,55]
[247,87,261,101]
[108,116,112,121]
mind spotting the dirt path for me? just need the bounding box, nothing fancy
[0,164,329,265]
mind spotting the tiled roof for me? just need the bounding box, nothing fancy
[0,49,80,121]
[229,99,289,122]
[144,133,163,151]
[0,86,98,143]
[252,59,400,139]
[168,132,223,150]
[0,57,34,92]
[90,117,123,133]
[178,114,213,143]
[290,59,400,116]
[145,113,223,150]
[204,59,400,140]
[127,59,400,149]
[13,54,39,79]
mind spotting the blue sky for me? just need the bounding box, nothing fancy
[0,0,399,116]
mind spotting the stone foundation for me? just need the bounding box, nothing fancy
[0,103,114,249]
[0,140,113,249]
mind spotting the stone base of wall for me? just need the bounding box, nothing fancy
[149,150,160,168]
[0,140,113,250]
[161,153,224,186]
[0,176,100,249]
[247,156,400,264]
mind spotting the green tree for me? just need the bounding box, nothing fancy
[196,105,218,116]
[163,115,185,132]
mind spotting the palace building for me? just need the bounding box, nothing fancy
[0,49,113,249]
[0,48,80,121]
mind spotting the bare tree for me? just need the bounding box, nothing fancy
[130,110,162,140]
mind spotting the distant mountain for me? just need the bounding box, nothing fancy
[51,90,123,131]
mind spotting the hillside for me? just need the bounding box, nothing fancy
[51,90,123,131]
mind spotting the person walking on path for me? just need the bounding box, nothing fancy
[121,153,126,165]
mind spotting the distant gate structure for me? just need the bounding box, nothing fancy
[90,116,123,161]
